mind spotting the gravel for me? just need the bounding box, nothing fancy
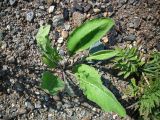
[26,11,34,22]
[0,0,159,119]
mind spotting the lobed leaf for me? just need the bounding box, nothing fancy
[36,25,51,51]
[41,71,65,95]
[74,64,126,117]
[36,24,61,68]
[86,50,118,60]
[67,18,115,55]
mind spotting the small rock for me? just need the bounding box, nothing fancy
[129,0,135,5]
[102,37,109,44]
[72,12,84,27]
[61,30,68,39]
[2,65,8,71]
[39,6,45,10]
[63,8,69,21]
[56,102,62,110]
[156,43,160,51]
[1,41,7,50]
[25,101,34,110]
[73,3,84,12]
[128,17,141,29]
[26,11,34,22]
[0,31,3,41]
[59,49,65,56]
[9,0,17,6]
[47,0,54,6]
[52,14,64,27]
[8,56,15,63]
[119,0,128,5]
[52,95,60,101]
[57,37,63,44]
[103,12,108,17]
[124,34,136,41]
[84,4,92,12]
[14,82,24,92]
[35,101,42,109]
[64,22,70,30]
[93,8,101,13]
[48,6,55,13]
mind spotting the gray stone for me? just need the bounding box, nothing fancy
[64,22,70,30]
[124,34,136,41]
[52,15,64,27]
[8,56,15,63]
[26,11,34,22]
[9,0,16,6]
[128,17,141,29]
[25,101,34,110]
[119,0,128,5]
[1,41,7,50]
[84,4,92,12]
[59,49,65,56]
[14,82,24,92]
[34,101,42,109]
[0,12,5,17]
[2,65,8,71]
[0,31,3,41]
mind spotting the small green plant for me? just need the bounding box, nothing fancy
[138,79,160,119]
[36,18,126,117]
[87,47,144,79]
[136,52,160,120]
[87,43,160,119]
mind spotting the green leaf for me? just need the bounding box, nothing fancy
[41,71,65,95]
[86,50,118,60]
[74,64,126,117]
[36,24,61,68]
[67,18,115,55]
[42,54,57,68]
[36,25,51,51]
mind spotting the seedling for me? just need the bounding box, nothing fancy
[36,18,126,117]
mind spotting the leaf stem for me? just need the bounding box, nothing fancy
[142,72,150,87]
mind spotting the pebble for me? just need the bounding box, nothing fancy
[64,22,70,30]
[34,101,42,109]
[25,101,34,110]
[72,12,85,27]
[0,31,3,41]
[1,41,7,49]
[47,0,54,6]
[63,8,69,21]
[39,6,45,10]
[48,6,55,13]
[128,17,141,29]
[9,0,16,6]
[8,56,15,63]
[119,0,128,5]
[52,15,63,27]
[14,82,24,92]
[61,30,68,39]
[2,65,8,71]
[73,3,84,12]
[124,34,136,41]
[26,11,34,22]
[84,4,92,13]
[57,37,64,44]
[102,37,109,44]
[93,8,101,13]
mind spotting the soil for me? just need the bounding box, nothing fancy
[0,0,160,120]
